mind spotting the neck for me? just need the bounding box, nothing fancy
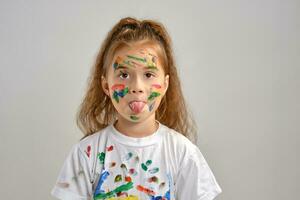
[114,114,158,138]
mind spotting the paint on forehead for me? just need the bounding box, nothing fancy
[126,55,147,63]
[130,60,145,68]
[113,56,123,70]
[122,60,135,68]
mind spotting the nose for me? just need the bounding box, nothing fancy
[129,76,145,94]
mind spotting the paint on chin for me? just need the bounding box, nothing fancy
[130,115,139,121]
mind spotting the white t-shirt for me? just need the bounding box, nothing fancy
[51,120,222,200]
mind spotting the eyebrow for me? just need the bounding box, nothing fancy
[114,65,159,71]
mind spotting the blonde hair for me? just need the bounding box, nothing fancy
[76,17,198,143]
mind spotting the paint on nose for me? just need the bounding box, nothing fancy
[129,101,146,113]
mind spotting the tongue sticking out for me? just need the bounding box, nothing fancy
[129,101,146,114]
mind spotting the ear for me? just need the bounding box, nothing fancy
[162,74,169,96]
[101,76,110,96]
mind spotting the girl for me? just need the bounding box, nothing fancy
[51,17,222,200]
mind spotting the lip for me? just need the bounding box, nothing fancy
[129,100,147,104]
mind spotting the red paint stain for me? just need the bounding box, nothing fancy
[136,185,155,196]
[85,145,91,158]
[129,168,135,174]
[152,84,162,89]
[110,162,116,167]
[107,145,113,151]
[148,176,158,183]
[111,84,125,91]
[125,176,132,182]
[116,191,128,197]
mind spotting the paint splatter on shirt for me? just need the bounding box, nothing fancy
[51,120,222,200]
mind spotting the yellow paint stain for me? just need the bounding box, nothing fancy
[107,195,139,200]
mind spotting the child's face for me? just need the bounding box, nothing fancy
[102,43,169,122]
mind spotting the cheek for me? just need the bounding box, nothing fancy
[110,83,129,103]
[147,83,163,101]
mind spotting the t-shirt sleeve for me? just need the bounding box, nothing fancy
[174,147,222,200]
[51,143,93,200]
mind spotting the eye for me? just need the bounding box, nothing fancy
[119,71,129,79]
[145,72,155,78]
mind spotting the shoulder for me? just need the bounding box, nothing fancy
[161,124,204,165]
[74,125,111,160]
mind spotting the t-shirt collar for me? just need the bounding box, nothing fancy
[109,119,163,147]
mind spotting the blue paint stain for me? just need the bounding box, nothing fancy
[93,171,110,196]
[149,102,155,111]
[164,173,172,200]
[113,62,118,70]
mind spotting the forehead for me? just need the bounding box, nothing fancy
[109,43,165,72]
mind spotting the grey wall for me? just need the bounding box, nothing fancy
[0,0,299,199]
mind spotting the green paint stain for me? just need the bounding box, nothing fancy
[141,163,148,171]
[97,152,105,164]
[113,92,119,103]
[130,115,139,120]
[149,167,159,174]
[147,65,158,71]
[146,160,152,166]
[122,60,135,67]
[114,174,122,182]
[148,91,161,101]
[127,55,146,63]
[94,182,134,200]
[113,87,129,103]
[113,62,118,70]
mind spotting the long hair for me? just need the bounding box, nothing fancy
[76,16,198,143]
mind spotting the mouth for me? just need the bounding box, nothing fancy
[128,100,146,114]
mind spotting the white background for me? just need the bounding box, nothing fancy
[0,0,299,199]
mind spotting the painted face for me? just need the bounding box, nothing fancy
[102,43,169,122]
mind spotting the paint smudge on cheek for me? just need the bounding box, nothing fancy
[111,84,129,103]
[111,84,125,90]
[148,91,161,101]
[149,101,155,111]
[152,84,162,89]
